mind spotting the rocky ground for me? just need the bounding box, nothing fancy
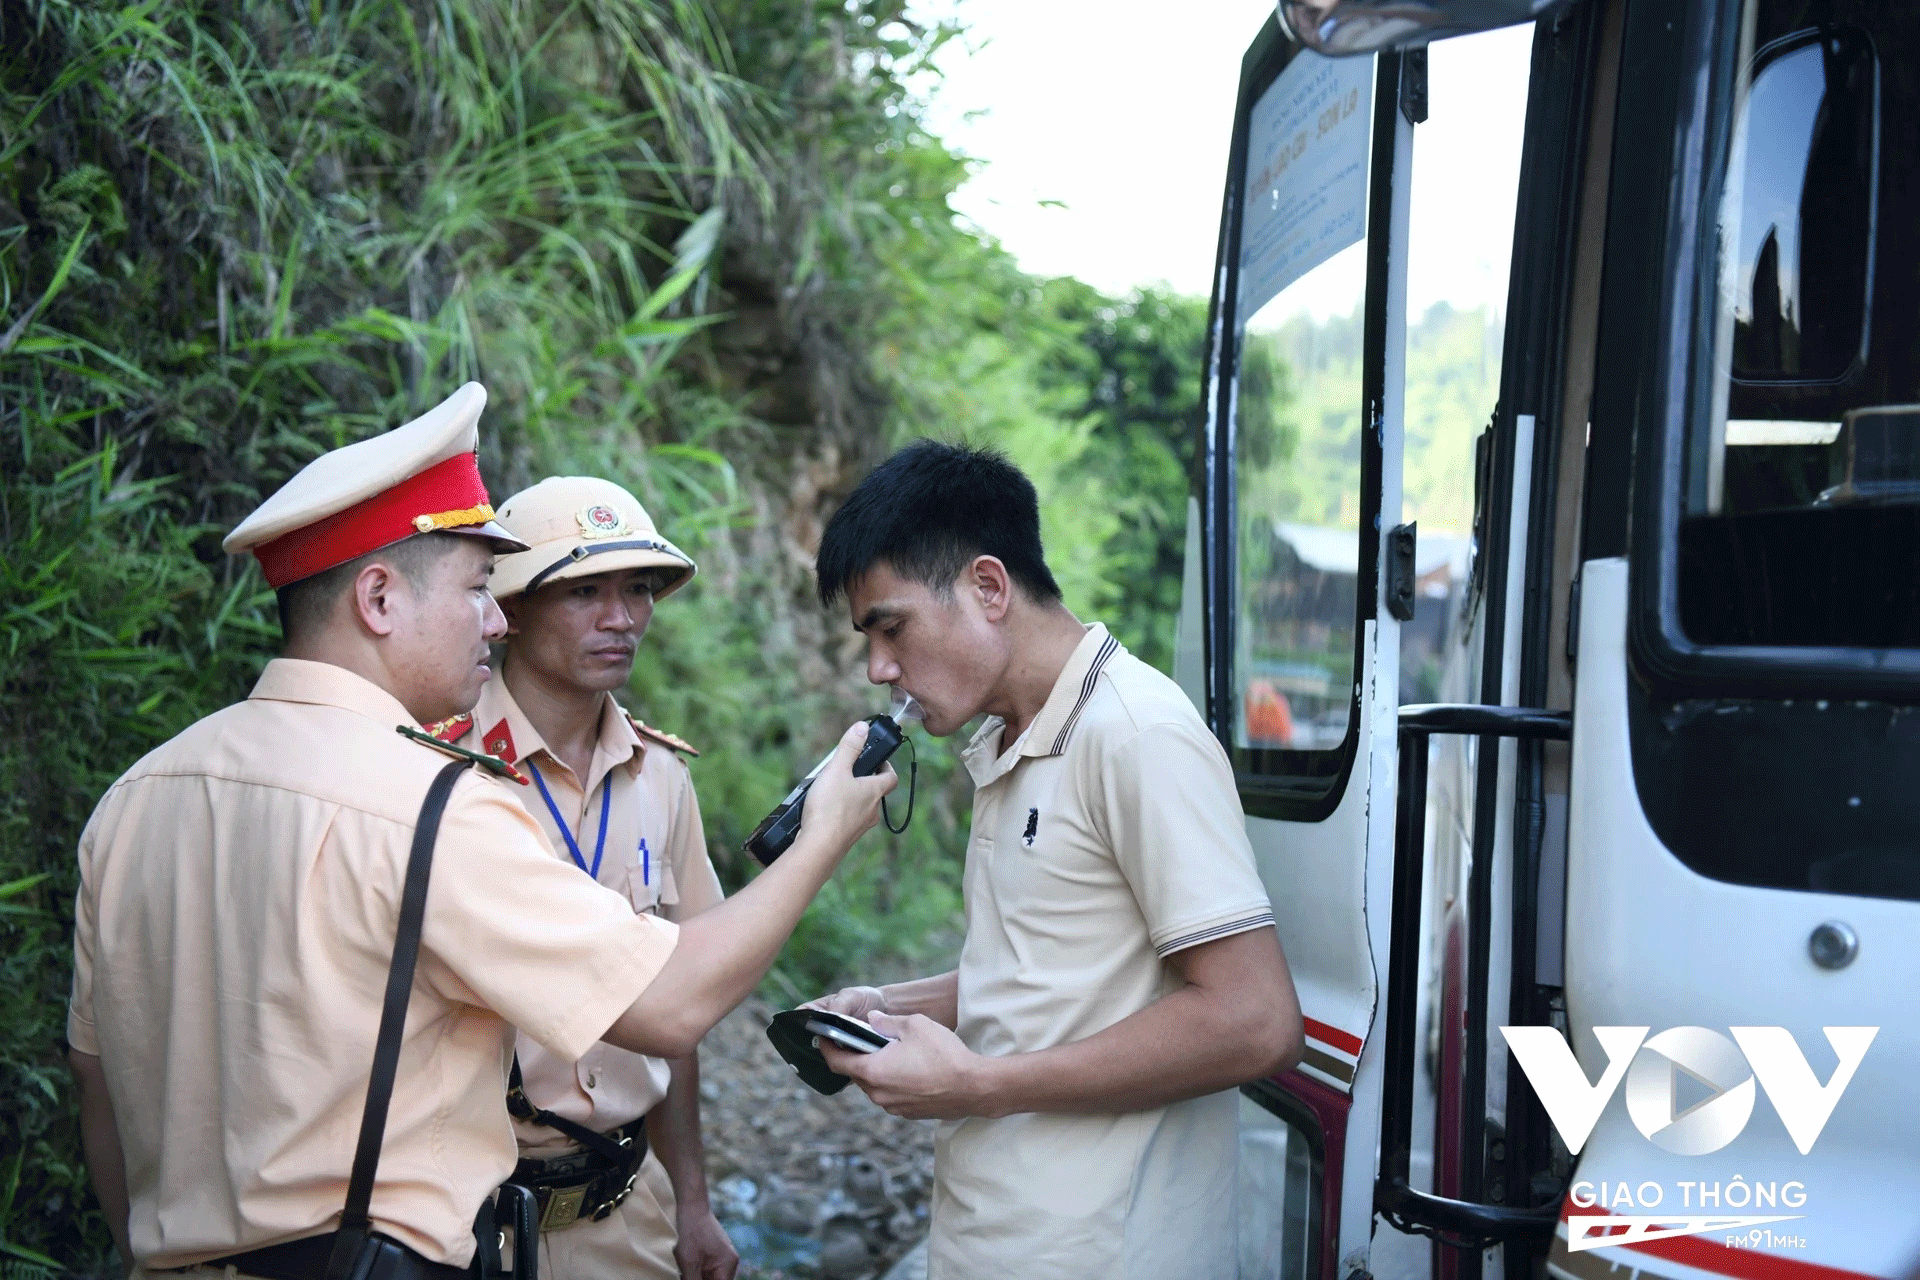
[700,998,936,1280]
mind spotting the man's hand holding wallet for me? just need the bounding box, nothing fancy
[813,1011,992,1121]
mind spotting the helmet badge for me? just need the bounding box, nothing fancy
[577,503,627,538]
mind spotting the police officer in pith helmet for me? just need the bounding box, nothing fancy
[426,476,736,1279]
[68,385,894,1279]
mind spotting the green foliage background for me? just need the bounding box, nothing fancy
[0,0,1498,1270]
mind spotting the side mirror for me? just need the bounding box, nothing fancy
[1276,0,1573,55]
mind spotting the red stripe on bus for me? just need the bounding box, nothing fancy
[1567,1207,1881,1280]
[1304,1016,1363,1057]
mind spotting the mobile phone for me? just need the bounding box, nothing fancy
[803,1012,892,1054]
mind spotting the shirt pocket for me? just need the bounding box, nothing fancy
[625,837,678,915]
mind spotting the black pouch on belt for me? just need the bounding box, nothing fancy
[504,1057,650,1232]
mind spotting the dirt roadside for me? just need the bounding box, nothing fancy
[698,998,935,1280]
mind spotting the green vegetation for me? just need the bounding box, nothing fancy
[0,0,1500,1269]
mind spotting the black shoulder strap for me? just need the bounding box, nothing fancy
[327,758,473,1280]
[506,1055,635,1165]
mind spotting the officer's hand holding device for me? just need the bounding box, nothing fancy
[744,694,920,866]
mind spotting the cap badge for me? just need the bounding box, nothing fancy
[577,503,627,539]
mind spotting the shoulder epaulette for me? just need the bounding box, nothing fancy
[421,712,474,744]
[628,714,699,758]
[396,724,531,785]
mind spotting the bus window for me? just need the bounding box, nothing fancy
[1683,5,1920,650]
[1724,30,1874,386]
[1400,26,1530,704]
[1631,0,1920,905]
[1231,49,1375,788]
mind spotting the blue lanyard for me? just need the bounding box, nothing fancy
[527,762,611,880]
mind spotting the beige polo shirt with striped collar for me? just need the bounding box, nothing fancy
[930,623,1276,1280]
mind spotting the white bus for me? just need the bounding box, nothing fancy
[1179,2,1920,1277]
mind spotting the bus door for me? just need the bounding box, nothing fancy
[1189,22,1416,1280]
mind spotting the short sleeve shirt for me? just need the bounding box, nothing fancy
[66,660,677,1269]
[931,624,1275,1280]
[454,679,724,1154]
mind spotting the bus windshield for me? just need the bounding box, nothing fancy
[1683,2,1920,651]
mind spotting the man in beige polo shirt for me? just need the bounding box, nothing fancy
[430,476,735,1279]
[66,385,893,1277]
[808,441,1304,1279]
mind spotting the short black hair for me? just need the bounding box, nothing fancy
[275,533,464,642]
[815,440,1063,606]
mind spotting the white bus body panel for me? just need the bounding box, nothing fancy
[1548,557,1920,1278]
[1246,614,1401,1277]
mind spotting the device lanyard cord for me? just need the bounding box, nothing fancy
[882,733,916,835]
[527,761,611,879]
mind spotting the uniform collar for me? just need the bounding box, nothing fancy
[249,658,420,729]
[469,676,645,792]
[961,623,1121,786]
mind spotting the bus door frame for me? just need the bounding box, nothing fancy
[1199,26,1416,1278]
[1407,5,1623,1279]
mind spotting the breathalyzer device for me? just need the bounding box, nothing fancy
[744,694,919,866]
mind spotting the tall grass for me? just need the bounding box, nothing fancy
[0,0,762,1266]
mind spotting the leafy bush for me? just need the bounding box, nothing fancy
[0,0,753,1266]
[0,450,277,1270]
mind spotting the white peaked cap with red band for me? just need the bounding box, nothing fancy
[223,383,529,588]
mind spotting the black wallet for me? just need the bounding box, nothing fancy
[765,1009,891,1096]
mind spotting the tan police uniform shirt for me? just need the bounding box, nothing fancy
[67,659,678,1270]
[930,624,1277,1280]
[452,679,724,1156]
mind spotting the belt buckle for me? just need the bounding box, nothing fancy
[590,1172,640,1223]
[541,1184,589,1231]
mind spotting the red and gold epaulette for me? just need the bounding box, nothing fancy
[628,714,699,757]
[421,713,473,744]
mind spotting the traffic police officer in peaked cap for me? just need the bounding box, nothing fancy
[426,476,736,1279]
[67,384,895,1279]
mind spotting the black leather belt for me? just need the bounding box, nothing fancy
[202,1230,471,1280]
[509,1115,648,1231]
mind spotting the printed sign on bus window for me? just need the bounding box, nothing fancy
[1238,51,1375,320]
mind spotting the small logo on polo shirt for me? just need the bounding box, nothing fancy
[1023,808,1039,846]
